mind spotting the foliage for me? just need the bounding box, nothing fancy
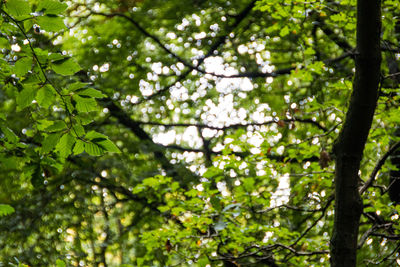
[0,0,400,266]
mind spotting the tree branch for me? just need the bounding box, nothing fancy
[135,117,328,132]
[359,141,400,195]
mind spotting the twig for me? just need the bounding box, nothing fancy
[359,141,400,195]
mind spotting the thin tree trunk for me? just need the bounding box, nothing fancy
[330,0,381,266]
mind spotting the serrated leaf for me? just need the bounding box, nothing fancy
[37,84,56,108]
[56,133,76,158]
[63,96,74,113]
[14,57,32,77]
[73,139,85,155]
[37,0,68,15]
[85,131,120,153]
[41,133,62,153]
[6,0,31,18]
[84,142,104,156]
[45,120,67,132]
[85,130,107,140]
[77,88,105,98]
[36,15,66,32]
[51,58,81,75]
[95,138,121,153]
[16,85,36,110]
[73,95,98,113]
[66,82,90,91]
[0,126,19,143]
[72,124,85,137]
[0,204,15,216]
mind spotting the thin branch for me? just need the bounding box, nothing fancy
[359,141,400,195]
[357,225,378,249]
[290,195,334,247]
[136,117,328,132]
[358,223,394,249]
[376,242,400,265]
[256,203,327,213]
[274,244,329,256]
[370,232,400,240]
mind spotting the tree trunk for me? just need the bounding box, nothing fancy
[330,0,381,266]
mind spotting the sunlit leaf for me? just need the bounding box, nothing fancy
[36,15,66,32]
[51,58,81,75]
[0,204,15,216]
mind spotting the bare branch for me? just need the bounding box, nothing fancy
[359,141,400,195]
[136,117,328,132]
[291,195,334,246]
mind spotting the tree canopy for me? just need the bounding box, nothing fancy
[0,0,399,266]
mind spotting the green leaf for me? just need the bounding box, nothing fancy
[73,95,98,113]
[72,124,85,137]
[36,15,66,32]
[73,139,85,155]
[5,0,30,17]
[0,37,10,49]
[14,57,32,77]
[85,131,120,153]
[77,88,105,98]
[16,85,36,110]
[86,131,107,140]
[37,84,56,108]
[95,138,121,153]
[24,19,34,32]
[45,120,67,132]
[41,133,62,153]
[197,257,210,266]
[66,82,90,91]
[210,196,222,211]
[279,26,290,37]
[55,259,66,267]
[84,142,104,156]
[37,0,68,15]
[0,204,15,216]
[51,58,81,75]
[56,133,76,158]
[48,53,65,61]
[0,126,19,143]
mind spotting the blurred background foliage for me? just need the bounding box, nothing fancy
[1,0,400,266]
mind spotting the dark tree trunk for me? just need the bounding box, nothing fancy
[330,0,381,266]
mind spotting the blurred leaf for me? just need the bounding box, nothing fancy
[0,204,15,216]
[55,259,66,267]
